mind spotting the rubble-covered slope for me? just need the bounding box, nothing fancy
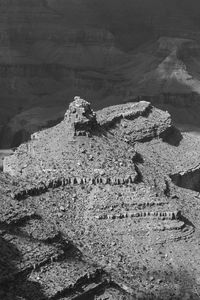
[1,97,200,299]
[3,98,138,182]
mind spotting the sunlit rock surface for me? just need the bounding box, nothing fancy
[1,97,200,299]
[3,97,177,179]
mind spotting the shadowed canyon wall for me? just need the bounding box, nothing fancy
[1,0,200,147]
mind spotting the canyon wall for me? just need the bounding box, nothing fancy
[1,1,200,147]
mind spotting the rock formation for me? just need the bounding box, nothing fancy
[1,97,200,299]
[170,164,200,192]
[97,100,179,144]
[3,97,177,179]
[64,96,98,136]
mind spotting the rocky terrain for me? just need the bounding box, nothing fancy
[1,97,200,299]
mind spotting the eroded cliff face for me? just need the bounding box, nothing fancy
[1,2,200,147]
[0,0,129,148]
[110,37,200,129]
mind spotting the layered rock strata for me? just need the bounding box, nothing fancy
[0,97,198,299]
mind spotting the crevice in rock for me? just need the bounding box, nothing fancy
[134,165,143,183]
[164,179,171,197]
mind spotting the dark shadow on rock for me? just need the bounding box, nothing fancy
[72,266,200,300]
[161,126,183,147]
[0,229,85,299]
[1,280,48,300]
[0,235,21,283]
[134,165,143,183]
[164,179,171,197]
[0,231,48,300]
[141,268,199,300]
[0,234,47,299]
[132,152,144,164]
[170,167,200,193]
[0,218,79,300]
[178,214,195,228]
[104,268,200,300]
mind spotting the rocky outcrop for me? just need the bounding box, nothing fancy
[3,97,138,180]
[1,95,199,299]
[3,97,181,180]
[28,261,104,299]
[97,100,151,128]
[64,96,98,136]
[98,100,181,144]
[170,164,200,192]
[135,92,200,127]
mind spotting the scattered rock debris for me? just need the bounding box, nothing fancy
[0,97,200,299]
